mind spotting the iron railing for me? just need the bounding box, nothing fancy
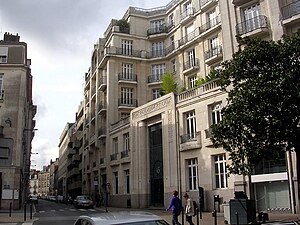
[236,15,268,35]
[281,0,300,20]
[118,73,137,82]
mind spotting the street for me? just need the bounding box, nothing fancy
[32,199,102,225]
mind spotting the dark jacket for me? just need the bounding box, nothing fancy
[167,196,182,214]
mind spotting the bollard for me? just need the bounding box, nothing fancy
[9,202,12,217]
[235,212,239,225]
[24,203,26,221]
[212,210,217,225]
[196,207,199,225]
[181,207,184,225]
[30,203,33,219]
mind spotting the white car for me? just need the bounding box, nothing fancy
[73,211,169,225]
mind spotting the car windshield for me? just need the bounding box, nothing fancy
[78,196,91,200]
[113,220,169,225]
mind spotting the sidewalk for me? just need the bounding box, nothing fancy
[0,205,35,224]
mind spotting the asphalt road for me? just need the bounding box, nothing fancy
[32,199,102,225]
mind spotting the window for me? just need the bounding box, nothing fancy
[211,103,222,125]
[123,133,130,152]
[209,37,219,53]
[188,49,196,67]
[114,172,119,194]
[207,10,217,28]
[150,19,165,33]
[121,63,133,79]
[186,110,196,139]
[214,154,227,189]
[0,47,8,63]
[121,40,133,55]
[186,24,195,41]
[188,76,197,89]
[124,170,130,194]
[121,88,133,105]
[183,1,192,14]
[0,147,10,166]
[242,4,260,32]
[171,59,176,73]
[152,89,161,100]
[152,42,164,57]
[0,74,4,99]
[113,137,118,154]
[187,158,198,190]
[168,14,174,26]
[151,64,165,81]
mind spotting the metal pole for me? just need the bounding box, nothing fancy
[181,207,184,225]
[105,191,108,212]
[24,203,26,221]
[30,203,32,219]
[236,212,239,225]
[9,202,12,217]
[212,210,217,225]
[196,207,199,225]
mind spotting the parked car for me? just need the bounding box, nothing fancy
[74,195,94,209]
[73,211,169,225]
[28,194,38,204]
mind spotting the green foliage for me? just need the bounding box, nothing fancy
[116,19,129,28]
[161,73,178,95]
[211,32,300,175]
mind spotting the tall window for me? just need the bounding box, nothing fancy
[207,10,217,27]
[188,76,197,89]
[186,24,194,42]
[123,133,130,152]
[186,110,196,139]
[121,40,133,55]
[113,172,119,194]
[187,158,198,190]
[124,170,130,194]
[121,88,133,105]
[152,42,164,57]
[211,103,222,125]
[113,137,118,154]
[242,4,260,31]
[151,64,165,81]
[171,59,176,73]
[168,14,174,26]
[150,19,165,33]
[0,47,8,63]
[183,1,192,14]
[0,74,4,98]
[188,49,196,67]
[214,154,228,189]
[121,63,133,80]
[152,89,161,100]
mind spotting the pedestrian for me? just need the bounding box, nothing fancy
[183,193,194,225]
[166,190,182,225]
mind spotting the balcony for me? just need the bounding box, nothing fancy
[100,158,105,165]
[147,25,168,37]
[200,0,218,11]
[253,158,287,175]
[148,74,163,84]
[177,79,220,103]
[110,153,118,161]
[111,117,130,131]
[204,46,223,65]
[199,15,221,38]
[118,73,137,83]
[180,7,196,24]
[146,49,167,59]
[67,149,76,157]
[232,0,250,6]
[98,76,107,91]
[72,154,81,162]
[98,102,107,115]
[236,15,269,37]
[109,47,142,58]
[121,150,129,158]
[180,132,201,151]
[118,98,138,108]
[281,1,300,25]
[183,58,200,74]
[98,127,107,139]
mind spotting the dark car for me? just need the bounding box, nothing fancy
[74,195,94,209]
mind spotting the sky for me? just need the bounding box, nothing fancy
[0,0,170,170]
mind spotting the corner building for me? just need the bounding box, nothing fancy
[80,0,300,213]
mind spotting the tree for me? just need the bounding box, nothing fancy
[160,72,178,95]
[211,32,300,175]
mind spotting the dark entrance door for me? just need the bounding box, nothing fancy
[149,123,164,206]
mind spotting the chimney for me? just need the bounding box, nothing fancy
[3,32,20,43]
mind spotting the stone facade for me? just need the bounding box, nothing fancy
[62,0,300,213]
[0,33,36,209]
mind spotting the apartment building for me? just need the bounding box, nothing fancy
[38,167,50,197]
[71,0,300,213]
[0,33,37,209]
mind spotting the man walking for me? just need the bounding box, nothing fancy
[183,193,194,225]
[166,190,182,225]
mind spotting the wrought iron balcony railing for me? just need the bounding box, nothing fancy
[205,46,222,60]
[148,74,163,83]
[183,58,200,71]
[236,15,268,35]
[118,73,137,82]
[180,7,195,21]
[281,1,300,20]
[118,98,138,107]
[147,25,168,35]
[110,153,118,161]
[121,150,130,158]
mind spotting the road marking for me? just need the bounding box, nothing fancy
[79,209,87,211]
[69,209,76,211]
[88,209,96,211]
[59,209,65,211]
[39,210,45,213]
[50,209,56,212]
